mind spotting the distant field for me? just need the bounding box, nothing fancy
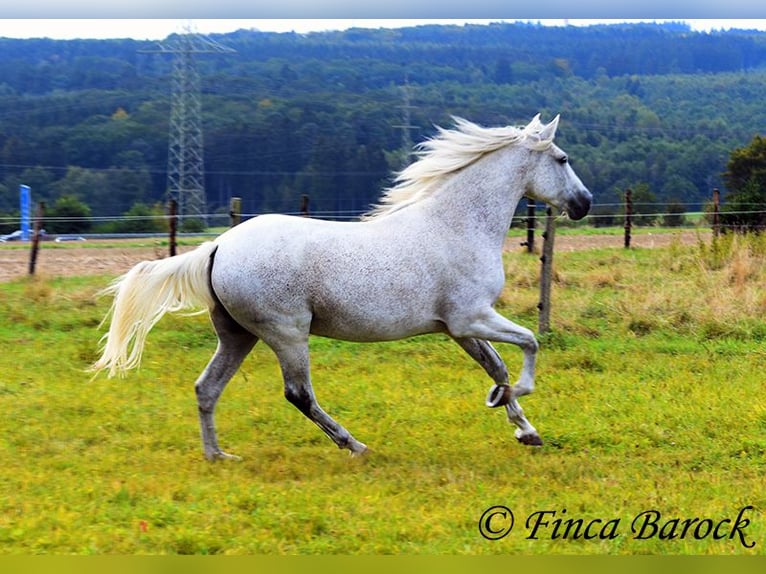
[0,232,763,554]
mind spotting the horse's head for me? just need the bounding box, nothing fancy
[522,115,592,221]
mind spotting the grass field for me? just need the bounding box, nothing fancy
[0,232,764,554]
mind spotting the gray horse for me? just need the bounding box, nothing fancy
[92,115,592,460]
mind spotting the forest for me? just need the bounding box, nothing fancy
[1,20,766,232]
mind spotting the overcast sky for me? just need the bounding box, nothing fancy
[1,19,766,40]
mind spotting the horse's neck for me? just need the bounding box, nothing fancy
[425,149,525,248]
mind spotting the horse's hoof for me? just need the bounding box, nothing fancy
[516,432,543,447]
[348,441,369,458]
[486,383,512,408]
[206,450,242,462]
[349,446,369,459]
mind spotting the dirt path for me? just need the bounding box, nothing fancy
[0,241,196,283]
[0,230,710,283]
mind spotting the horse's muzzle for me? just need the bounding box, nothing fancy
[567,190,592,221]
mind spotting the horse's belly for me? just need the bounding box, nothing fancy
[309,310,444,342]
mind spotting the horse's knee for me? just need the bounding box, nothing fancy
[521,333,539,355]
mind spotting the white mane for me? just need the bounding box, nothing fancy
[363,115,556,220]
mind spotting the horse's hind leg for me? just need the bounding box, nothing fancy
[270,335,368,456]
[453,337,542,446]
[195,303,258,461]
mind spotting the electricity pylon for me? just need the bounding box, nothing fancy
[142,24,235,227]
[392,78,419,168]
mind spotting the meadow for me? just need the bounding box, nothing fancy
[0,232,764,555]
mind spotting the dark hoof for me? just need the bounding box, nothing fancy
[486,384,512,408]
[517,433,544,447]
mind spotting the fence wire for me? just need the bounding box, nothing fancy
[2,202,766,233]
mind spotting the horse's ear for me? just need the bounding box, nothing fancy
[527,113,542,130]
[538,115,560,141]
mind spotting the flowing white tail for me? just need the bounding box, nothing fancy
[91,242,218,377]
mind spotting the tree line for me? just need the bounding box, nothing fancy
[1,21,766,233]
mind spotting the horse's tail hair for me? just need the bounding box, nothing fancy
[90,241,219,378]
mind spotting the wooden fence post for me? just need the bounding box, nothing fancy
[521,199,536,253]
[28,201,45,275]
[624,188,633,249]
[168,199,178,257]
[300,194,310,217]
[712,188,720,237]
[229,197,242,228]
[538,207,556,335]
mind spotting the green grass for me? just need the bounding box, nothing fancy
[0,235,764,554]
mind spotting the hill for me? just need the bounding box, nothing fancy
[1,21,766,228]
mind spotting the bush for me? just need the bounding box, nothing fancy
[110,203,167,234]
[722,135,766,233]
[180,217,207,233]
[719,179,766,233]
[0,210,20,235]
[46,195,92,234]
[661,200,686,227]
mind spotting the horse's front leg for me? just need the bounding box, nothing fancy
[450,312,542,446]
[453,337,542,446]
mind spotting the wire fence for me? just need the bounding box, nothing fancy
[2,200,766,239]
[2,205,763,222]
[4,194,765,281]
[2,209,765,224]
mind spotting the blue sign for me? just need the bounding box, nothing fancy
[20,185,31,241]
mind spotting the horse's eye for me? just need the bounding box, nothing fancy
[557,156,568,165]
